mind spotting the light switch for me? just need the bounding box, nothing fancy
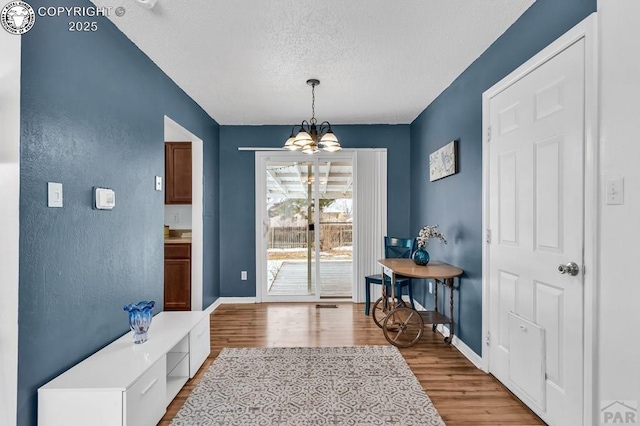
[155,176,162,191]
[606,177,624,205]
[48,182,63,208]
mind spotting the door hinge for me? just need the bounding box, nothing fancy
[486,331,491,346]
[487,126,492,142]
[486,228,491,244]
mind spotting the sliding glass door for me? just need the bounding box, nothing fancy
[257,152,353,301]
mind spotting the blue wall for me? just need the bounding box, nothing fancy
[18,1,219,424]
[409,0,596,355]
[219,125,410,297]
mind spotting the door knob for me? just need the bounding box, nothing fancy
[558,262,579,276]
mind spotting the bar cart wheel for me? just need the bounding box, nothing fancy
[382,306,424,348]
[372,296,405,329]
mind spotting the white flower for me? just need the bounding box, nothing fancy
[416,224,447,248]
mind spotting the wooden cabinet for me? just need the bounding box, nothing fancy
[165,142,192,204]
[164,243,191,311]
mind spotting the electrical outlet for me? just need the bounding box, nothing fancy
[155,176,162,191]
[241,271,248,280]
[428,281,433,294]
[172,213,179,223]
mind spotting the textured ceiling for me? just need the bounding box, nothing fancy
[92,0,534,125]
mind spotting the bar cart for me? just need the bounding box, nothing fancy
[376,259,463,348]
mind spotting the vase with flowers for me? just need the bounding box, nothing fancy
[412,225,447,265]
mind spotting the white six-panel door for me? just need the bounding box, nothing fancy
[487,38,585,425]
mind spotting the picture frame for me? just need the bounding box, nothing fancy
[429,140,457,181]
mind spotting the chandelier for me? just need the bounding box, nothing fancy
[283,79,341,154]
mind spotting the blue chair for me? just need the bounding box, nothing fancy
[364,236,416,315]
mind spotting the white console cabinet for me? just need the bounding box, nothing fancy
[38,311,210,426]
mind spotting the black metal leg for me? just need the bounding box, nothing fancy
[433,279,438,312]
[444,278,454,345]
[432,279,439,332]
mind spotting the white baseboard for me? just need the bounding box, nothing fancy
[413,300,484,370]
[435,324,484,369]
[203,297,257,315]
[413,299,427,311]
[203,298,222,315]
[219,297,257,304]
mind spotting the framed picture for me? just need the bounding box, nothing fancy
[429,140,457,181]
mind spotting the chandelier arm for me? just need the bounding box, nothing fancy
[318,121,333,134]
[290,124,302,135]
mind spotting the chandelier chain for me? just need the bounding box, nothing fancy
[311,83,316,122]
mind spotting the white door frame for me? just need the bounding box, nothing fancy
[481,13,598,425]
[164,116,204,311]
[255,150,356,303]
[0,31,21,426]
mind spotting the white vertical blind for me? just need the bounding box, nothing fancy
[353,149,387,303]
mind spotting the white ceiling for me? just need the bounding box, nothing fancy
[93,0,534,125]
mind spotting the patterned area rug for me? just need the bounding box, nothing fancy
[171,346,445,425]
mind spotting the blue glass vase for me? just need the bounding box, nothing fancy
[412,247,430,266]
[123,301,155,344]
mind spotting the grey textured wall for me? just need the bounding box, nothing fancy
[18,1,220,424]
[219,125,410,297]
[409,0,596,355]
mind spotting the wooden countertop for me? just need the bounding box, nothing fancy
[164,237,192,244]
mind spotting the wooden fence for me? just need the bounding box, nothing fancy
[268,223,353,250]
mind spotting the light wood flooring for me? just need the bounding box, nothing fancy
[161,303,543,425]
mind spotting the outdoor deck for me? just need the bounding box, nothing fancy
[268,260,352,298]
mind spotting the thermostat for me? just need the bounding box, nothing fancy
[94,187,115,210]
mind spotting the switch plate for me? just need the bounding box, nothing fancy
[606,177,624,205]
[428,281,433,294]
[48,182,63,208]
[241,271,248,280]
[155,176,162,191]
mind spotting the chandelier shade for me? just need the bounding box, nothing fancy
[283,79,341,154]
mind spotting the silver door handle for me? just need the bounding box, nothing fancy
[558,262,579,276]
